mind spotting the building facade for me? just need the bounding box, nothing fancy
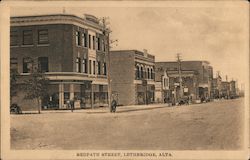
[109,50,155,106]
[10,14,109,110]
[155,61,213,103]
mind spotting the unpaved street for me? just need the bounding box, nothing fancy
[11,98,244,150]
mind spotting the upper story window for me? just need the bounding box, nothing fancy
[102,39,106,52]
[38,29,49,44]
[10,58,18,72]
[10,31,18,46]
[147,68,150,79]
[23,57,33,73]
[97,61,101,75]
[38,57,49,72]
[88,35,91,49]
[103,62,107,75]
[23,30,33,45]
[97,37,101,51]
[151,68,154,79]
[140,66,144,78]
[93,61,96,74]
[82,33,87,47]
[75,31,80,46]
[136,65,140,79]
[89,60,92,74]
[92,36,95,50]
[82,58,87,73]
[75,57,81,73]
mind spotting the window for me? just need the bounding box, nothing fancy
[76,31,80,46]
[82,33,87,47]
[88,35,91,49]
[93,61,96,74]
[92,36,95,50]
[147,68,150,79]
[151,68,153,79]
[97,37,101,50]
[136,65,140,79]
[82,59,87,73]
[97,61,101,75]
[103,62,106,75]
[140,66,144,78]
[23,57,33,73]
[38,57,49,72]
[10,31,18,46]
[38,29,49,44]
[75,57,81,72]
[102,39,105,52]
[23,30,33,45]
[10,58,18,72]
[89,60,92,74]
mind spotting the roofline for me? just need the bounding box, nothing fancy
[10,14,103,31]
[110,49,155,57]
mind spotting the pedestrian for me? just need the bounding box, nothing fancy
[70,98,74,112]
[111,99,117,113]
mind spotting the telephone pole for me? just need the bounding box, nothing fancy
[101,17,118,112]
[177,53,183,99]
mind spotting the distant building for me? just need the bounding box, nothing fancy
[155,61,213,103]
[10,14,109,110]
[109,50,155,106]
[211,75,222,99]
[221,81,230,98]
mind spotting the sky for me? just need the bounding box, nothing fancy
[11,2,249,86]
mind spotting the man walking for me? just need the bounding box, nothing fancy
[111,99,117,113]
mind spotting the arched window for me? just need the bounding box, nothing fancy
[140,66,144,78]
[147,68,150,79]
[136,65,140,79]
[151,68,153,79]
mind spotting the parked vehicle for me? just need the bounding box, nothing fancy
[10,103,22,114]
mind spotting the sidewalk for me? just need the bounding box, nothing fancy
[21,103,170,114]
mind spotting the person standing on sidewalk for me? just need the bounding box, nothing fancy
[111,99,117,113]
[70,98,75,112]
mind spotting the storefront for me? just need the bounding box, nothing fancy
[42,80,108,110]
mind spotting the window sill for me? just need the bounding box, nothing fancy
[37,44,50,47]
[10,45,19,48]
[21,44,34,47]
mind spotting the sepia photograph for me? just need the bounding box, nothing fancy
[0,0,249,160]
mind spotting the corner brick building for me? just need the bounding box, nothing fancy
[109,50,155,106]
[155,61,213,103]
[10,14,109,110]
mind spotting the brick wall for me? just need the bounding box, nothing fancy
[110,51,136,105]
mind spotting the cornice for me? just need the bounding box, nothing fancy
[11,14,103,33]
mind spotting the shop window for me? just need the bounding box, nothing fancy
[75,57,81,72]
[23,30,33,45]
[10,31,18,46]
[38,57,49,72]
[38,29,49,44]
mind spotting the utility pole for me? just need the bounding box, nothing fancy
[177,53,183,99]
[101,17,118,112]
